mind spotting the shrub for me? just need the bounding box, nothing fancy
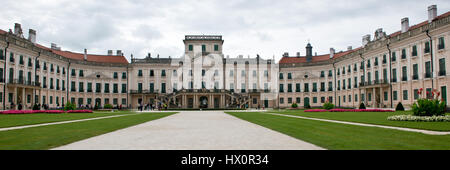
[396,102,405,111]
[291,103,298,108]
[359,103,366,109]
[32,104,39,110]
[104,104,113,109]
[323,102,334,110]
[411,88,446,116]
[64,102,76,111]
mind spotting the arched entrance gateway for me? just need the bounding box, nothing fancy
[199,96,208,108]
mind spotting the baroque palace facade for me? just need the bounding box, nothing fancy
[0,5,449,110]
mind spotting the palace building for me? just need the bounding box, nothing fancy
[0,5,449,110]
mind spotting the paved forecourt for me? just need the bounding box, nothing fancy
[54,111,324,150]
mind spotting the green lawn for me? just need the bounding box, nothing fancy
[0,111,137,128]
[226,112,450,150]
[0,112,176,150]
[269,110,450,131]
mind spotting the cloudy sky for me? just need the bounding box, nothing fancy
[1,0,449,62]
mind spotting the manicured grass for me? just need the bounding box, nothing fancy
[0,112,176,150]
[226,112,450,150]
[269,110,450,131]
[0,111,136,128]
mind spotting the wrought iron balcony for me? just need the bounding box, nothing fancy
[439,70,446,76]
[425,72,432,78]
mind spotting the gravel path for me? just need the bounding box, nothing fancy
[53,111,324,150]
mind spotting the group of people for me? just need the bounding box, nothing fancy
[138,102,168,111]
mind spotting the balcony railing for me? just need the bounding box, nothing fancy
[425,72,432,78]
[328,87,333,91]
[412,74,418,80]
[359,80,388,87]
[439,70,446,76]
[8,79,41,87]
[130,89,160,94]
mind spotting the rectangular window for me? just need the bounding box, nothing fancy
[401,48,406,59]
[104,83,110,93]
[425,61,431,78]
[392,69,397,82]
[161,83,166,93]
[113,84,118,93]
[287,84,292,92]
[441,86,447,104]
[188,44,193,51]
[403,90,408,100]
[412,45,418,56]
[279,98,284,104]
[202,45,206,52]
[393,91,398,100]
[214,44,219,51]
[425,41,430,53]
[413,64,418,80]
[87,82,92,92]
[279,84,284,93]
[288,73,292,79]
[296,83,301,92]
[439,58,446,76]
[161,70,166,77]
[414,89,419,100]
[392,52,396,61]
[79,82,84,92]
[402,66,407,81]
[113,72,118,79]
[438,37,445,50]
[138,70,143,77]
[122,84,127,93]
[304,83,309,92]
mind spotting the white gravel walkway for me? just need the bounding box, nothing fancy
[53,111,324,150]
[265,112,450,135]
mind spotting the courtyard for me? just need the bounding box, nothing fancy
[0,109,448,150]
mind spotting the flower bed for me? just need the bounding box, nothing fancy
[304,109,395,112]
[0,109,93,114]
[45,110,65,114]
[67,110,93,113]
[387,115,450,122]
[304,109,328,112]
[329,109,394,112]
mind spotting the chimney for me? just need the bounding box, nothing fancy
[315,52,317,56]
[296,52,300,57]
[238,55,243,59]
[401,17,409,33]
[362,34,371,46]
[84,49,87,61]
[116,50,122,56]
[28,29,36,43]
[107,50,113,55]
[428,5,437,23]
[330,48,335,58]
[51,43,60,50]
[14,23,22,36]
[347,46,352,51]
[283,52,289,57]
[147,53,151,58]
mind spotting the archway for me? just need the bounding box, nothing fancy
[199,96,208,108]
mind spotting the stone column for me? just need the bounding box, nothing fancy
[193,94,198,109]
[372,88,376,108]
[379,87,383,108]
[22,88,25,109]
